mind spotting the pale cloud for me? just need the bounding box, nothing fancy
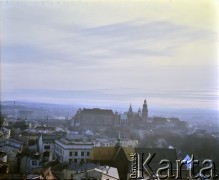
[1,0,218,109]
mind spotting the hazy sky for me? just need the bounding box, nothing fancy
[1,0,219,109]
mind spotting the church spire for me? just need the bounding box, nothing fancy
[142,98,148,121]
[129,103,133,112]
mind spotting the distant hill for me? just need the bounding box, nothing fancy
[1,100,78,120]
[1,100,218,132]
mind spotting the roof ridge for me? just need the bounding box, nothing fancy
[113,146,122,161]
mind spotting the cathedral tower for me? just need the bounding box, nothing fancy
[142,99,148,121]
[127,104,134,123]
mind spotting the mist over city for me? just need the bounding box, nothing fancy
[1,0,219,179]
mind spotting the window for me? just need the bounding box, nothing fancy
[81,151,84,156]
[69,151,72,156]
[87,151,90,156]
[44,145,50,150]
[74,159,77,163]
[75,151,78,156]
[32,160,37,166]
[80,159,85,164]
[69,159,72,163]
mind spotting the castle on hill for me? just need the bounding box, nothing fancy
[72,99,149,128]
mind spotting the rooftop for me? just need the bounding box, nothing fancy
[42,134,64,143]
[95,166,119,179]
[81,108,114,115]
[90,147,177,163]
[89,147,121,161]
[56,137,94,146]
[44,160,68,172]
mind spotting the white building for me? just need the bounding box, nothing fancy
[38,133,65,161]
[38,134,56,161]
[55,137,94,164]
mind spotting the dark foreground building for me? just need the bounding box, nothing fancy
[89,146,178,180]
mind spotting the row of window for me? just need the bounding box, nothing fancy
[55,146,90,157]
[55,153,88,164]
[69,158,85,163]
[69,151,90,157]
